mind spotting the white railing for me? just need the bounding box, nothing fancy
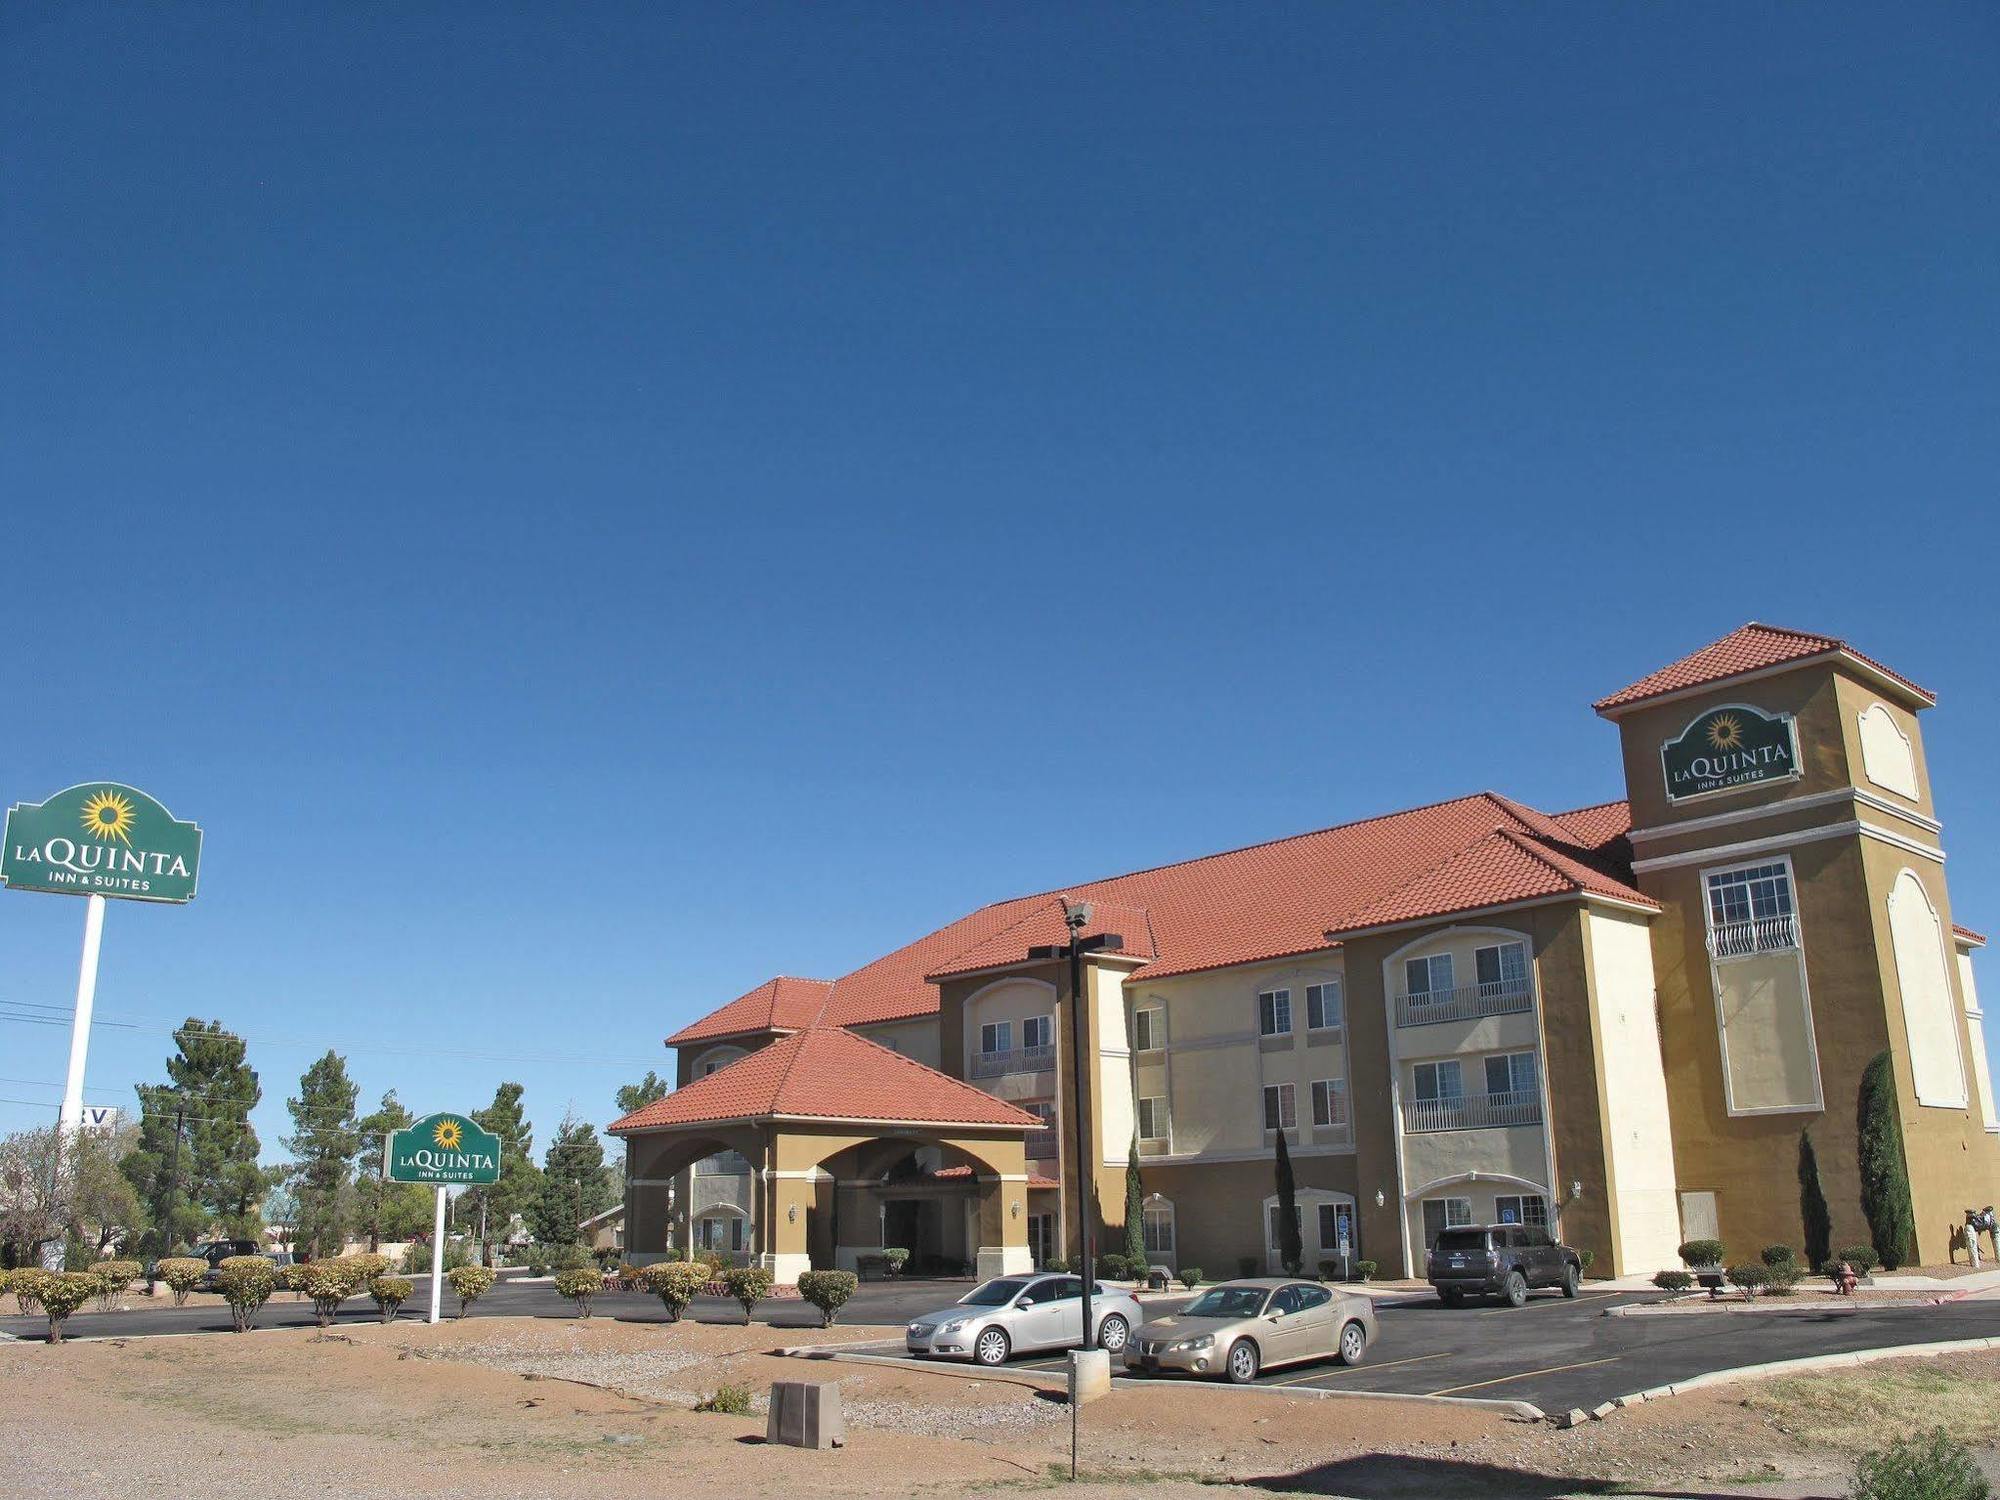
[1707,914,1800,959]
[971,1043,1056,1079]
[1401,1089,1542,1133]
[1395,978,1534,1028]
[1025,1130,1058,1159]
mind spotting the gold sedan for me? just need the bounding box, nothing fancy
[1128,1277,1377,1383]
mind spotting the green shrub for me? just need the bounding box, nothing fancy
[640,1260,708,1322]
[91,1258,141,1312]
[695,1384,754,1416]
[216,1260,276,1332]
[720,1265,772,1324]
[1761,1244,1798,1269]
[1858,1051,1917,1272]
[1652,1269,1696,1292]
[1678,1239,1726,1267]
[1852,1428,1990,1500]
[447,1264,497,1318]
[154,1257,207,1307]
[1837,1244,1882,1274]
[10,1267,50,1314]
[370,1275,412,1323]
[1764,1263,1802,1296]
[1178,1266,1202,1290]
[1578,1249,1596,1272]
[881,1247,909,1275]
[797,1269,858,1328]
[297,1260,364,1327]
[1355,1260,1378,1281]
[1728,1263,1770,1296]
[37,1271,98,1343]
[276,1263,310,1299]
[1041,1255,1068,1274]
[553,1266,602,1316]
[1096,1252,1129,1280]
[1799,1127,1834,1270]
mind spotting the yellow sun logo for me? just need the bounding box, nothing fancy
[1705,713,1746,752]
[433,1118,464,1151]
[79,790,137,844]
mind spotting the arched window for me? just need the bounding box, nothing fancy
[1140,1193,1175,1259]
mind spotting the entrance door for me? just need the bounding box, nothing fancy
[1027,1213,1054,1268]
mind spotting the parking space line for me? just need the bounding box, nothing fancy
[1425,1354,1621,1396]
[1266,1350,1455,1387]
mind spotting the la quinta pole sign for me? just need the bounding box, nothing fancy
[2,784,202,1267]
[389,1113,502,1323]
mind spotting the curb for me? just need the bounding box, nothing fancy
[1604,1293,1964,1318]
[782,1347,1067,1393]
[1109,1377,1542,1421]
[1594,1334,2000,1417]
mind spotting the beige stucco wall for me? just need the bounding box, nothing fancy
[1714,947,1822,1112]
[1958,947,1999,1135]
[851,1016,943,1068]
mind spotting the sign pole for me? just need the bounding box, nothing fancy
[58,894,107,1135]
[429,1185,447,1324]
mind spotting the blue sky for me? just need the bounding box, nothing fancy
[3,5,1995,1165]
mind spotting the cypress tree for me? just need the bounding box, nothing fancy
[1856,1051,1916,1271]
[1274,1130,1303,1275]
[1797,1127,1833,1270]
[1122,1139,1148,1271]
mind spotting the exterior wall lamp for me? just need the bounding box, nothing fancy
[787,1203,799,1223]
[1374,1189,1386,1209]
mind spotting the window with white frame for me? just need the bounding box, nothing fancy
[979,1021,1013,1055]
[1421,1196,1473,1246]
[1705,861,1799,956]
[1258,989,1293,1036]
[1412,1060,1464,1100]
[1137,1095,1169,1142]
[696,1210,747,1252]
[1483,1051,1538,1099]
[1311,1078,1348,1128]
[1404,952,1454,998]
[1266,1202,1302,1254]
[1317,1200,1356,1252]
[1474,942,1528,994]
[1494,1193,1548,1227]
[1306,980,1344,1031]
[1021,1015,1053,1050]
[1142,1197,1175,1255]
[1132,1006,1164,1052]
[1262,1082,1296,1131]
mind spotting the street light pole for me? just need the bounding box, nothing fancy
[1065,905,1094,1352]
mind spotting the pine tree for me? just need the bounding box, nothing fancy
[1122,1139,1148,1270]
[464,1083,541,1256]
[1274,1130,1302,1275]
[286,1051,361,1259]
[1798,1127,1833,1269]
[614,1071,671,1117]
[355,1091,432,1252]
[1857,1051,1916,1271]
[123,1020,272,1242]
[529,1112,613,1247]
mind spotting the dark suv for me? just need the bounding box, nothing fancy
[1426,1224,1582,1307]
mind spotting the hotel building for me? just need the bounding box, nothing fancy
[612,624,1996,1280]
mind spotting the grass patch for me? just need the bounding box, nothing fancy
[1742,1365,2000,1452]
[693,1384,754,1416]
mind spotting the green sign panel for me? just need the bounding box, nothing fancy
[1661,705,1800,803]
[2,783,203,903]
[389,1113,502,1185]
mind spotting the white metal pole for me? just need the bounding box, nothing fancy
[429,1185,447,1324]
[58,894,107,1134]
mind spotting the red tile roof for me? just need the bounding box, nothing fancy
[668,790,1657,1046]
[1548,800,1633,854]
[667,976,832,1046]
[1955,924,1987,949]
[1593,623,1934,714]
[610,1026,1043,1133]
[935,1164,1061,1189]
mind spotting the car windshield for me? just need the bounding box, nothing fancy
[1182,1286,1269,1319]
[960,1278,1030,1307]
[1433,1230,1490,1253]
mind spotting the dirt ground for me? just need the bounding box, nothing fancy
[7,1315,1999,1499]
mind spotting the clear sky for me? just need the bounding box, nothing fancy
[3,5,1995,1166]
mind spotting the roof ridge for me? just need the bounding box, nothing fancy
[1330,822,1508,929]
[1551,797,1628,818]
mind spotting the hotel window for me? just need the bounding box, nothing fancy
[1138,1096,1169,1142]
[1306,981,1344,1031]
[1473,942,1528,994]
[979,1021,1013,1055]
[1705,861,1798,957]
[1258,989,1293,1036]
[1494,1194,1548,1228]
[1133,1007,1164,1052]
[1404,952,1454,999]
[1484,1052,1537,1099]
[1317,1200,1356,1251]
[1142,1198,1175,1255]
[1021,1015,1053,1050]
[1262,1082,1296,1131]
[1421,1196,1474,1246]
[1311,1078,1348,1128]
[1412,1060,1464,1101]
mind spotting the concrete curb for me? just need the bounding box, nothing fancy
[781,1348,1067,1393]
[1595,1334,2000,1416]
[1604,1293,1963,1318]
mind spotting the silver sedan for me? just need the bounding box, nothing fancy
[905,1272,1143,1366]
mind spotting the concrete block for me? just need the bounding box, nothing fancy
[1590,1402,1617,1421]
[1069,1349,1112,1405]
[1555,1408,1589,1429]
[766,1381,844,1449]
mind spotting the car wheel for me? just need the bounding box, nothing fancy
[1503,1271,1528,1308]
[974,1326,1011,1367]
[1561,1264,1581,1299]
[1439,1287,1464,1308]
[1336,1321,1367,1366]
[1096,1314,1129,1353]
[1224,1338,1261,1384]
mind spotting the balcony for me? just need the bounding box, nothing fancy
[1025,1129,1058,1159]
[1401,1089,1542,1133]
[971,1043,1055,1079]
[1395,978,1533,1028]
[1707,914,1800,960]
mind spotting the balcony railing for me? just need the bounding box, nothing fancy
[1401,1089,1542,1133]
[1395,978,1534,1028]
[971,1043,1056,1079]
[1707,914,1800,960]
[1025,1129,1058,1159]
